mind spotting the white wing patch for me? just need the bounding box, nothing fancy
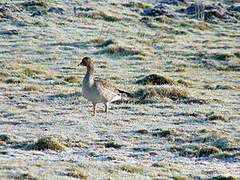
[111,94,121,102]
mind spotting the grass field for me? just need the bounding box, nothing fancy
[0,0,239,179]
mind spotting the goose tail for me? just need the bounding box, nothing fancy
[118,89,133,98]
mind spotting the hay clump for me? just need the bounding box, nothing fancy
[199,146,221,157]
[211,137,240,151]
[119,164,144,173]
[152,129,176,137]
[101,45,148,57]
[212,175,237,180]
[64,75,79,83]
[0,134,18,144]
[206,112,229,122]
[65,168,88,179]
[136,74,177,85]
[135,85,189,104]
[34,136,65,151]
[105,142,122,149]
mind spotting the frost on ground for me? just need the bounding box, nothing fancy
[0,0,240,179]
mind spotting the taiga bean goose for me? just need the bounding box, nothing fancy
[78,57,131,117]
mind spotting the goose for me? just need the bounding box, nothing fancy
[78,57,131,116]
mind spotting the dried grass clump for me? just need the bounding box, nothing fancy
[22,67,45,77]
[170,133,239,158]
[64,75,79,83]
[212,175,237,180]
[199,146,221,157]
[101,45,148,57]
[90,38,116,47]
[119,164,144,173]
[211,137,240,151]
[215,85,236,90]
[0,134,18,145]
[0,134,10,141]
[136,74,177,85]
[173,176,189,180]
[135,85,189,104]
[0,134,13,143]
[214,53,236,61]
[22,85,40,91]
[214,151,240,161]
[200,53,240,71]
[152,129,176,137]
[77,11,122,22]
[170,145,221,158]
[213,152,235,159]
[0,71,11,79]
[97,39,115,47]
[122,2,150,9]
[4,78,24,84]
[179,96,224,105]
[136,129,149,134]
[169,145,200,157]
[206,112,229,122]
[18,1,49,8]
[183,19,214,30]
[105,142,122,149]
[177,79,194,87]
[0,141,6,146]
[65,168,88,179]
[10,172,37,180]
[34,136,65,151]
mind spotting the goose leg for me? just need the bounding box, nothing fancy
[104,102,109,117]
[92,103,97,116]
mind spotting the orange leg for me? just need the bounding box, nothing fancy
[104,102,109,117]
[92,103,97,116]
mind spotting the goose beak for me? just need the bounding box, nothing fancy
[78,62,83,66]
